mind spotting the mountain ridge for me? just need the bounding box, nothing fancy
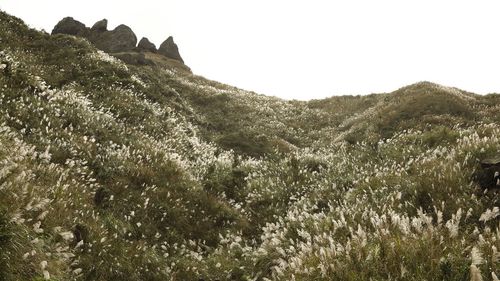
[51,16,186,67]
[0,10,499,281]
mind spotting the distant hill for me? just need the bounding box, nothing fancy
[0,10,499,281]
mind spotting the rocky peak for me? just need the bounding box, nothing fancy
[51,17,186,65]
[158,36,184,63]
[52,17,87,36]
[93,24,137,53]
[137,37,157,53]
[91,19,108,32]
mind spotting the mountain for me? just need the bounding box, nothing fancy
[0,10,499,281]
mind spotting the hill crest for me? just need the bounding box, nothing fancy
[1,10,499,281]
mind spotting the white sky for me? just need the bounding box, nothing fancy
[1,0,500,100]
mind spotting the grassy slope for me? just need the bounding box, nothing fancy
[0,11,499,281]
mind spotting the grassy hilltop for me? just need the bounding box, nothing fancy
[0,11,499,281]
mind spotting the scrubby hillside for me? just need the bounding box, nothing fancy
[0,11,499,281]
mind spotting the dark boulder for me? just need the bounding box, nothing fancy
[137,37,157,53]
[158,36,184,63]
[91,19,108,32]
[473,156,500,189]
[51,17,87,36]
[92,24,137,53]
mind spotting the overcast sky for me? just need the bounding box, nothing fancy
[2,0,500,100]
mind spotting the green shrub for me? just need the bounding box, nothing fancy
[0,210,11,280]
[218,131,273,157]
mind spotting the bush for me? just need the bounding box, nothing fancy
[0,210,11,280]
[218,131,274,158]
[420,126,460,148]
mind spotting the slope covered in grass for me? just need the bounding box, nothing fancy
[0,11,499,281]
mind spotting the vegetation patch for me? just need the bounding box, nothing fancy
[0,10,499,281]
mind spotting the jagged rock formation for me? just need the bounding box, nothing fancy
[137,37,157,53]
[159,36,184,63]
[52,17,184,64]
[53,18,137,54]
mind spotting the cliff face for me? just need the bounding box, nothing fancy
[52,17,184,64]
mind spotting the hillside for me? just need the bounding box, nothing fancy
[0,11,499,281]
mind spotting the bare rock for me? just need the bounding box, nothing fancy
[158,36,184,63]
[52,17,187,66]
[137,37,157,53]
[473,156,500,189]
[92,24,137,53]
[51,17,87,36]
[91,19,108,32]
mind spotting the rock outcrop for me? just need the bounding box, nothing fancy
[158,36,184,63]
[52,18,137,53]
[473,156,500,189]
[52,17,87,36]
[137,37,157,53]
[90,24,137,53]
[51,17,185,65]
[91,19,108,32]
